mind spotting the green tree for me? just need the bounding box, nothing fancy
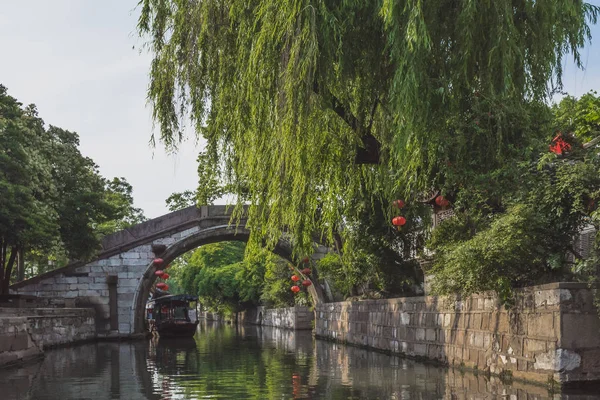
[428,92,600,303]
[165,190,197,212]
[48,126,114,260]
[1,85,147,291]
[168,240,300,312]
[137,0,598,256]
[554,91,600,142]
[0,86,57,293]
[97,177,146,235]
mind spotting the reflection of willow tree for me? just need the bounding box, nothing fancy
[148,324,313,399]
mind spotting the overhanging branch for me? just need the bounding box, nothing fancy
[583,134,600,149]
[313,81,381,164]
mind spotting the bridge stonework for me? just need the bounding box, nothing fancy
[11,205,331,336]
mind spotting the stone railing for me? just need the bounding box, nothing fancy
[315,283,600,385]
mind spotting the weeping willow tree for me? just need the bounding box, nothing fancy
[137,0,598,257]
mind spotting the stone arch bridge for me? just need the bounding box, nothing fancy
[11,206,331,336]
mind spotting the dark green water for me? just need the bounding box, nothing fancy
[1,322,598,399]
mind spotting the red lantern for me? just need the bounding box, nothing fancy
[161,273,170,280]
[301,268,311,275]
[156,282,167,289]
[153,258,164,266]
[163,285,169,291]
[154,270,164,276]
[393,199,405,209]
[291,275,300,282]
[302,280,312,287]
[435,196,450,207]
[392,216,406,226]
[549,134,571,155]
[302,257,310,264]
[291,286,300,293]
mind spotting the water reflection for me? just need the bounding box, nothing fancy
[1,322,598,399]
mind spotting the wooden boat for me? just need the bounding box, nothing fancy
[147,294,199,338]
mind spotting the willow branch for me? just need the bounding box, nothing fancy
[313,80,359,132]
[583,134,600,149]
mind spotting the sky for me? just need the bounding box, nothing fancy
[1,1,600,219]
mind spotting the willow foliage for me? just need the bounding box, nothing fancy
[138,0,598,254]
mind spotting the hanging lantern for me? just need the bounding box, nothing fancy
[291,286,301,293]
[393,199,405,209]
[549,134,572,155]
[154,270,164,276]
[302,257,310,264]
[291,275,300,282]
[435,196,450,207]
[302,280,312,287]
[161,273,170,280]
[153,258,164,266]
[392,216,407,226]
[301,268,311,275]
[156,282,167,289]
[162,285,169,291]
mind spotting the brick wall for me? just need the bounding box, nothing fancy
[315,283,600,385]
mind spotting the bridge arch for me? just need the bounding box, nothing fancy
[11,206,330,336]
[131,224,317,334]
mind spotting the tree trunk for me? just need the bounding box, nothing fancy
[1,245,18,295]
[16,247,25,282]
[306,266,326,305]
[0,240,6,295]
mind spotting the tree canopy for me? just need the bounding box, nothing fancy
[0,85,146,293]
[166,240,299,314]
[429,92,600,302]
[138,0,599,258]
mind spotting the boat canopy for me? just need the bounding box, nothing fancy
[148,294,198,306]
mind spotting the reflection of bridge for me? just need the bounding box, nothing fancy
[11,206,330,335]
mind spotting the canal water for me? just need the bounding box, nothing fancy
[1,322,598,399]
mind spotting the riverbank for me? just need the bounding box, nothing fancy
[315,282,600,388]
[2,323,587,399]
[3,281,600,390]
[0,308,96,368]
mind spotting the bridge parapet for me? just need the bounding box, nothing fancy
[101,205,245,254]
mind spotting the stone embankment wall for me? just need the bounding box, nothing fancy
[253,306,314,330]
[0,308,96,368]
[315,283,600,385]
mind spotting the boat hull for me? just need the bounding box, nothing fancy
[156,320,199,338]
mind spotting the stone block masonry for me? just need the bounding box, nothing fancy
[315,282,600,385]
[0,308,96,368]
[246,306,314,330]
[12,205,335,335]
[12,228,201,335]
